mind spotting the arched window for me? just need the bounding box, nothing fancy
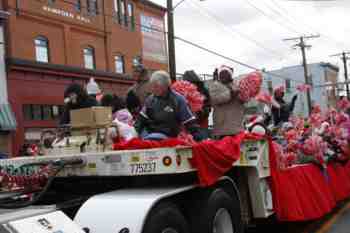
[83,46,96,69]
[34,36,49,63]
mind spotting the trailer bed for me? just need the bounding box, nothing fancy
[0,147,195,177]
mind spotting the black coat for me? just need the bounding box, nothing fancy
[271,96,297,126]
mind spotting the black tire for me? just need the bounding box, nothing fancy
[190,188,242,233]
[143,202,190,233]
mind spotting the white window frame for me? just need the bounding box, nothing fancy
[114,55,125,74]
[84,47,96,70]
[35,36,49,63]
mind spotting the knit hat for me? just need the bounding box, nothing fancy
[86,78,101,95]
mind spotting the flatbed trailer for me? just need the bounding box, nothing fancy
[0,138,272,233]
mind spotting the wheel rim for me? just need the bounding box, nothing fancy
[213,208,234,233]
[162,228,179,233]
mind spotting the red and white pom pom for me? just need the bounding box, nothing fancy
[171,80,204,112]
[337,99,350,111]
[296,84,311,93]
[238,72,262,102]
[255,91,272,104]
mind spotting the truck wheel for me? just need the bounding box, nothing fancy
[191,188,242,233]
[143,202,190,233]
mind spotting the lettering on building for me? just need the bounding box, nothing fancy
[43,6,91,23]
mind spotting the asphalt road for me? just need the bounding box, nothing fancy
[246,198,350,233]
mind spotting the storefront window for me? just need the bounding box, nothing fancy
[22,104,63,121]
[35,36,49,63]
[32,105,42,120]
[42,105,52,120]
[23,105,32,121]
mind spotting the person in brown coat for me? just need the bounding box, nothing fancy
[126,61,151,117]
[209,66,245,138]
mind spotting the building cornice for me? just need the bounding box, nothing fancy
[6,58,135,84]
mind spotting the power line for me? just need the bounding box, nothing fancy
[23,1,305,84]
[242,0,301,34]
[187,0,286,59]
[175,36,304,83]
[269,0,350,49]
[260,0,311,34]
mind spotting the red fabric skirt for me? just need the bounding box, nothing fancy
[113,134,350,221]
[326,163,350,202]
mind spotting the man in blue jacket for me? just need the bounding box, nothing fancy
[134,70,204,141]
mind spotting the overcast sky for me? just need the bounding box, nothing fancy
[150,0,350,81]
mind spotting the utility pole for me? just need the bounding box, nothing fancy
[330,51,350,99]
[167,0,176,82]
[283,35,320,116]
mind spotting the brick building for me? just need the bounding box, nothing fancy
[1,0,168,156]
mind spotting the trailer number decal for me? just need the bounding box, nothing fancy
[130,162,156,174]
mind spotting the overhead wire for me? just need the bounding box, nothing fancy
[28,0,337,87]
[268,0,350,49]
[187,0,286,59]
[242,0,301,34]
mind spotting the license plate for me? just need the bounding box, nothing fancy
[130,162,156,174]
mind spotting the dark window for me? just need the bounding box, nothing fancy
[48,0,55,6]
[267,80,273,94]
[76,0,82,11]
[114,0,122,24]
[23,105,33,121]
[52,105,60,119]
[128,3,135,30]
[42,105,52,120]
[285,79,291,92]
[32,105,42,121]
[114,55,125,74]
[120,0,126,25]
[34,36,49,63]
[23,105,63,121]
[84,46,96,69]
[114,0,119,14]
[87,0,98,15]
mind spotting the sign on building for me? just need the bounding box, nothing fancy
[140,14,168,64]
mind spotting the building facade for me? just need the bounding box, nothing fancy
[262,62,339,117]
[0,3,13,157]
[2,0,168,156]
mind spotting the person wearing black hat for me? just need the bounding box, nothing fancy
[126,61,151,117]
[59,83,98,125]
[182,70,211,129]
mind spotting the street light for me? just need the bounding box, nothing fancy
[167,0,206,81]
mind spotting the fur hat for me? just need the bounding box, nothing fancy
[218,65,234,84]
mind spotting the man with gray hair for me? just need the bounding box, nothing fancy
[134,70,204,141]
